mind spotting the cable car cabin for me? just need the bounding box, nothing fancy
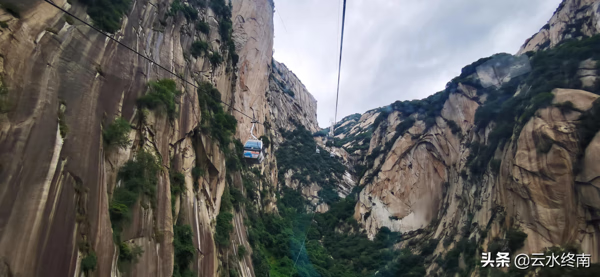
[243,139,264,163]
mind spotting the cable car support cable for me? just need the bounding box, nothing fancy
[42,0,261,124]
[333,0,348,133]
[289,0,348,275]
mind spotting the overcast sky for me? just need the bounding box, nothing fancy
[272,0,562,127]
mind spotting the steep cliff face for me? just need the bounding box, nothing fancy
[344,68,600,276]
[323,1,600,274]
[519,0,600,54]
[265,60,355,213]
[268,60,319,133]
[0,0,275,276]
[4,0,600,276]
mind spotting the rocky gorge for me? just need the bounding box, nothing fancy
[0,0,600,276]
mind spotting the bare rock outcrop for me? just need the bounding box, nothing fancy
[351,84,600,265]
[354,96,474,237]
[0,0,275,276]
[265,59,356,211]
[518,0,600,54]
[267,60,319,133]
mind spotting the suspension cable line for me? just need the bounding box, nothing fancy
[289,1,348,275]
[42,0,261,124]
[333,0,348,133]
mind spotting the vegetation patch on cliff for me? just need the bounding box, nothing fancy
[386,89,449,130]
[333,113,361,136]
[215,186,235,247]
[103,117,131,149]
[117,242,143,267]
[210,0,239,67]
[138,79,182,120]
[170,170,185,218]
[276,124,345,204]
[109,150,158,266]
[197,81,238,148]
[244,179,403,277]
[209,52,224,67]
[575,98,600,173]
[318,114,370,152]
[468,35,600,178]
[196,21,210,34]
[81,251,97,273]
[170,0,198,21]
[191,40,209,58]
[81,0,131,33]
[435,238,478,276]
[173,224,196,277]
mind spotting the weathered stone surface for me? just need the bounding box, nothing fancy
[579,131,600,186]
[552,88,599,111]
[3,0,600,276]
[268,60,319,133]
[352,84,600,266]
[0,0,275,276]
[266,58,357,210]
[518,0,600,54]
[441,90,479,130]
[354,115,461,236]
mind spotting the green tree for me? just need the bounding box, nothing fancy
[196,21,210,34]
[238,245,247,259]
[173,225,195,277]
[80,0,131,33]
[81,252,97,273]
[191,40,209,58]
[103,117,131,148]
[209,52,223,67]
[137,79,182,119]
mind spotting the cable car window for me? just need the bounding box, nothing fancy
[244,141,262,150]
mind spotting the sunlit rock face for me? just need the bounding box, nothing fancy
[349,85,600,262]
[332,4,600,267]
[3,0,600,276]
[352,90,473,238]
[0,0,342,274]
[334,3,600,259]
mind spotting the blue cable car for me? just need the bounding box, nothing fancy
[243,111,265,164]
[243,139,264,163]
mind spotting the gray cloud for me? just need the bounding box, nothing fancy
[272,0,562,127]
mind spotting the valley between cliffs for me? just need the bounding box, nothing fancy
[1,0,600,276]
